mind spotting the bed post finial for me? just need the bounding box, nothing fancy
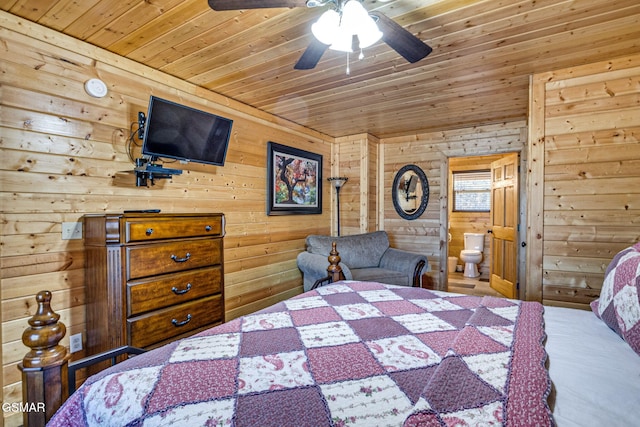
[327,241,345,282]
[19,290,70,426]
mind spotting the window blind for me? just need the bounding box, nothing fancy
[453,170,491,211]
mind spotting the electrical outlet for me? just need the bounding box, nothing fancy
[70,333,83,353]
[62,222,83,240]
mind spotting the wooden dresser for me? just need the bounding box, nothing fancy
[84,213,225,358]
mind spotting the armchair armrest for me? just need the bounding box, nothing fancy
[297,252,352,291]
[379,248,428,287]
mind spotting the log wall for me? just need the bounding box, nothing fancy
[0,16,332,426]
[528,54,640,308]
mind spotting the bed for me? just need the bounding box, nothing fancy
[22,243,640,426]
[544,305,640,426]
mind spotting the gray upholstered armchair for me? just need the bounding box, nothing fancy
[297,231,429,291]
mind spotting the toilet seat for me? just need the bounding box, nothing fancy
[460,249,481,257]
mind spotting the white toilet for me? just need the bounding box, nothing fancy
[460,233,485,278]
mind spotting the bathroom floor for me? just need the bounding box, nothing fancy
[447,272,505,298]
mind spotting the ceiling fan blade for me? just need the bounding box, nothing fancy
[208,0,308,11]
[370,12,432,63]
[294,39,330,70]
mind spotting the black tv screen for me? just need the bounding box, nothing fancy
[141,96,233,166]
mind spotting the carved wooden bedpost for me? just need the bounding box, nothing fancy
[327,241,345,283]
[19,291,70,426]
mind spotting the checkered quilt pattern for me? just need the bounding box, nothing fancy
[591,242,640,356]
[48,281,553,427]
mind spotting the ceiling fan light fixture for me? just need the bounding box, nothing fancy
[311,0,381,53]
[356,16,382,49]
[209,0,433,70]
[311,9,339,45]
[329,30,354,52]
[340,0,367,28]
[343,0,381,49]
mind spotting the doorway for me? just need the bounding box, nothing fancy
[446,153,521,298]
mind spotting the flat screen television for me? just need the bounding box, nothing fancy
[141,96,233,166]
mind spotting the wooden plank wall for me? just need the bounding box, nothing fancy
[529,54,640,308]
[0,16,332,426]
[333,133,380,235]
[367,135,380,233]
[381,122,528,288]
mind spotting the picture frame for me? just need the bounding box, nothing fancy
[267,142,322,215]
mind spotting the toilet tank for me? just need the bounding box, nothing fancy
[463,233,485,251]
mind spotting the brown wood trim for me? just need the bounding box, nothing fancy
[19,292,149,425]
[311,241,345,290]
[19,291,70,426]
[327,241,345,283]
[526,73,547,302]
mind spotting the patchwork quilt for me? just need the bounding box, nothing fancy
[48,281,553,426]
[591,242,640,356]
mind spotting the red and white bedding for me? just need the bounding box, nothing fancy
[48,281,553,426]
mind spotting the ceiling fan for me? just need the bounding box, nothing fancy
[207,0,433,70]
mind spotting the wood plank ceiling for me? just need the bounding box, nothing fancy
[3,0,639,138]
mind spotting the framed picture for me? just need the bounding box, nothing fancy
[267,142,322,215]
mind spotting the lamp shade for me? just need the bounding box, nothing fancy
[311,9,339,45]
[311,1,381,53]
[356,15,382,49]
[329,29,354,52]
[340,0,368,29]
[328,177,348,188]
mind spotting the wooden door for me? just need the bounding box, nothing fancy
[489,153,519,298]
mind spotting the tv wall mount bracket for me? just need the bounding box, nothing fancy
[134,157,182,187]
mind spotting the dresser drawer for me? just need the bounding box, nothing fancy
[127,238,222,280]
[127,295,223,348]
[127,266,222,317]
[125,216,223,243]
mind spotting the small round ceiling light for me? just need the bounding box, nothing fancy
[84,78,108,98]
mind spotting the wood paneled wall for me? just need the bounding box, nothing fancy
[0,16,332,426]
[528,54,640,308]
[333,133,379,235]
[381,123,528,288]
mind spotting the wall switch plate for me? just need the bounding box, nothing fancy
[70,333,83,353]
[62,222,83,240]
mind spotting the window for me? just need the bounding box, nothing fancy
[453,170,491,212]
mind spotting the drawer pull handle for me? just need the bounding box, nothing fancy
[146,228,154,236]
[170,252,191,263]
[205,225,212,232]
[172,314,192,327]
[171,283,192,295]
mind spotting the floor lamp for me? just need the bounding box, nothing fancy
[327,177,348,236]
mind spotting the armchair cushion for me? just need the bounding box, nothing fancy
[305,231,390,269]
[350,268,409,286]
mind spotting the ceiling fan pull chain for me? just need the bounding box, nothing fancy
[346,52,350,75]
